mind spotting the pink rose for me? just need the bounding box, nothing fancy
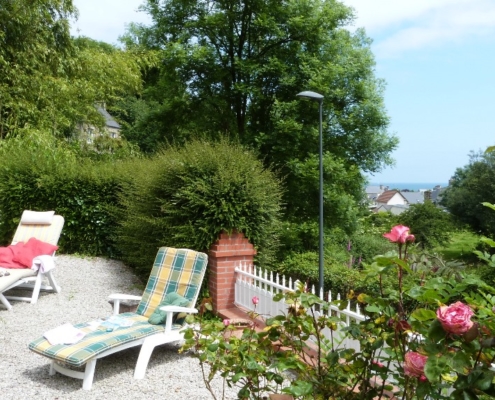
[403,351,428,378]
[436,301,474,335]
[223,319,231,327]
[252,296,259,305]
[383,225,414,244]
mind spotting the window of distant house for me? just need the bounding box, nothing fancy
[110,131,116,139]
[87,127,94,144]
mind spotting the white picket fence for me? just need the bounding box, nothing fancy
[234,263,365,351]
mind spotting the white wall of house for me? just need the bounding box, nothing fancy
[378,192,407,206]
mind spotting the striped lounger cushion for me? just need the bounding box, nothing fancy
[28,313,181,368]
[28,247,206,369]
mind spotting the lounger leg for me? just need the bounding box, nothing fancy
[49,361,56,376]
[134,340,156,379]
[82,359,97,390]
[0,293,12,310]
[30,274,43,304]
[45,271,61,293]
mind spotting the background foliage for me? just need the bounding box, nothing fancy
[0,133,126,255]
[0,0,147,139]
[398,201,455,249]
[442,151,495,237]
[119,0,398,242]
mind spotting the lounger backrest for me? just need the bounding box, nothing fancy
[12,211,65,246]
[136,247,208,318]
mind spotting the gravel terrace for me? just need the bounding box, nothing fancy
[0,255,238,400]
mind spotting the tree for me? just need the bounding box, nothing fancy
[0,0,76,137]
[441,151,495,236]
[398,202,455,249]
[122,0,397,237]
[0,1,145,139]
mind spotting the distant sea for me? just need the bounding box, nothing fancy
[369,182,448,192]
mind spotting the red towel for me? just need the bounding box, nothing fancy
[0,238,58,269]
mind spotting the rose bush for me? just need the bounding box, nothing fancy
[183,221,495,399]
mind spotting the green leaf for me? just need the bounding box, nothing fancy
[451,388,480,400]
[284,380,313,397]
[468,369,495,391]
[416,381,431,398]
[232,372,247,383]
[482,202,495,211]
[424,355,448,383]
[427,319,447,343]
[451,351,472,374]
[207,343,218,352]
[411,308,437,321]
[365,305,381,313]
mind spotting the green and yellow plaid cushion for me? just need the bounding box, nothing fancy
[136,247,208,318]
[28,247,208,368]
[28,313,176,368]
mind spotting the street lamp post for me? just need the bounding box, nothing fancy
[296,91,324,297]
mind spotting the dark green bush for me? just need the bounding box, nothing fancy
[347,232,396,265]
[115,139,283,276]
[0,134,127,255]
[275,250,397,297]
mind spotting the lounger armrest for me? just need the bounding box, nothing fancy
[159,306,198,334]
[158,305,198,314]
[108,294,142,315]
[108,294,142,301]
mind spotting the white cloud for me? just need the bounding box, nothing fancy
[70,0,151,45]
[342,0,495,57]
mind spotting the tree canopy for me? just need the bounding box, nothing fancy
[441,151,495,236]
[0,0,145,138]
[120,0,398,234]
[398,201,454,249]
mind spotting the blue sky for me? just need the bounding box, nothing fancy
[71,0,495,184]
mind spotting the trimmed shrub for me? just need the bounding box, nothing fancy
[115,139,283,276]
[0,133,127,255]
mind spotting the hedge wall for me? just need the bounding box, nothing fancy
[0,134,125,256]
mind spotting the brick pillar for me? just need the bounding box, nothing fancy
[208,231,256,314]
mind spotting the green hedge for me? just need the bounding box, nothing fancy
[0,136,283,276]
[115,139,283,276]
[0,134,126,255]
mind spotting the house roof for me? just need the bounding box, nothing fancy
[374,204,409,215]
[401,191,424,205]
[376,190,404,204]
[366,185,384,195]
[96,105,121,129]
[431,187,446,203]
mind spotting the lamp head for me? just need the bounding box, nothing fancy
[297,91,324,102]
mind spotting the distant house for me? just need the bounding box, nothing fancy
[376,190,408,206]
[365,185,388,208]
[366,184,447,215]
[375,204,409,215]
[76,104,122,144]
[401,191,424,205]
[429,185,446,205]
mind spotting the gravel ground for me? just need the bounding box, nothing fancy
[0,255,238,400]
